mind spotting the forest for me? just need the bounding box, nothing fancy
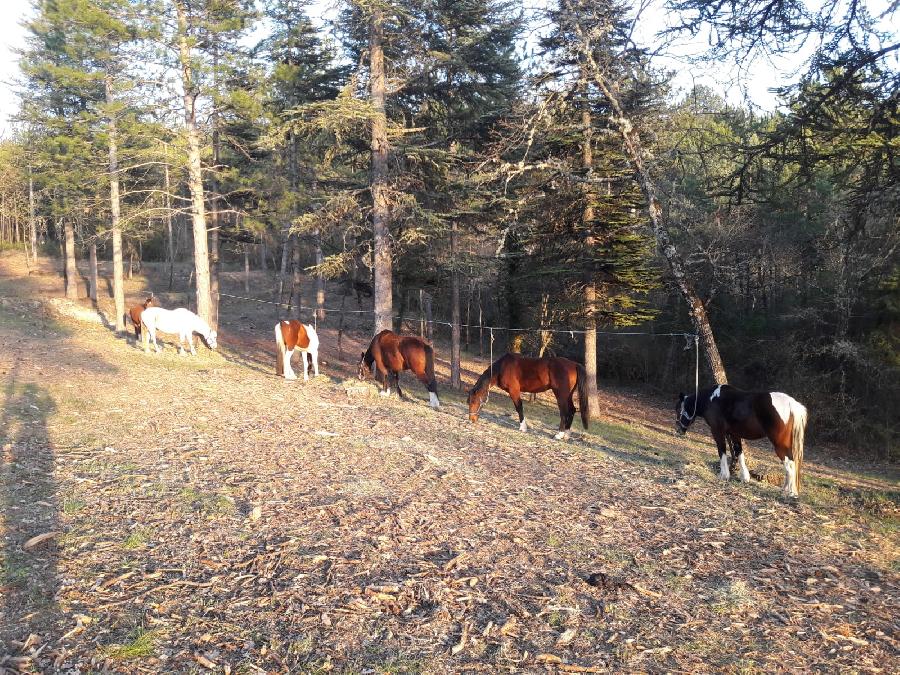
[0,0,897,452]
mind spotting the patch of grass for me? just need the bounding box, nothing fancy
[179,486,237,517]
[62,498,86,514]
[1,560,29,585]
[123,527,153,549]
[545,610,567,628]
[711,579,756,615]
[103,627,158,660]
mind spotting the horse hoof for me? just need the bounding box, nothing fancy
[519,422,528,432]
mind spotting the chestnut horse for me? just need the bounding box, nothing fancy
[358,330,440,407]
[274,320,320,381]
[467,353,590,440]
[676,384,808,497]
[127,295,158,340]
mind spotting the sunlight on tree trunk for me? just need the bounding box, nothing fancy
[370,7,392,334]
[63,220,77,299]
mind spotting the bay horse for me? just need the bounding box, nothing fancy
[141,307,218,355]
[274,320,320,381]
[467,353,589,440]
[676,384,808,497]
[358,330,440,407]
[127,295,158,340]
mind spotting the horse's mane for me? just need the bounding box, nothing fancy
[471,355,505,394]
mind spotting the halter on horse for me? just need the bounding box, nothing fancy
[676,384,808,498]
[467,353,590,440]
[358,330,439,407]
[141,307,218,356]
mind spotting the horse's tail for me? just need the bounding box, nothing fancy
[274,322,285,376]
[576,363,590,430]
[789,397,808,494]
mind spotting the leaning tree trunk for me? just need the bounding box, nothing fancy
[106,75,126,331]
[175,0,212,325]
[450,221,461,388]
[370,7,393,334]
[573,16,728,383]
[63,221,78,299]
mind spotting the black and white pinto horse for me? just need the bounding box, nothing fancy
[676,385,808,498]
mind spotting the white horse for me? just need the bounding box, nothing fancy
[141,307,218,355]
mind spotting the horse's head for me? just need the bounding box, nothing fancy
[206,330,218,350]
[357,352,369,380]
[144,295,157,308]
[467,386,483,423]
[675,392,695,435]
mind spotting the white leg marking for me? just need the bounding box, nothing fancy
[284,349,297,380]
[783,457,797,497]
[302,350,309,381]
[519,420,528,432]
[380,387,391,397]
[719,454,731,481]
[429,391,440,408]
[738,454,750,483]
[554,430,570,440]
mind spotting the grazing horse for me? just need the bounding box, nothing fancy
[467,353,589,440]
[676,384,808,497]
[358,330,440,407]
[127,295,158,340]
[274,320,320,381]
[141,307,218,355]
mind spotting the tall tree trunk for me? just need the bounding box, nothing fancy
[164,149,175,291]
[573,20,727,383]
[581,74,600,415]
[244,246,250,293]
[176,1,212,324]
[370,7,392,334]
[63,220,78,299]
[290,234,302,319]
[89,242,98,302]
[209,70,221,330]
[450,221,461,388]
[314,227,325,322]
[105,75,126,331]
[277,230,290,308]
[259,236,267,271]
[28,166,37,264]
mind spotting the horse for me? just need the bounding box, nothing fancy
[141,307,218,356]
[127,295,158,340]
[467,353,590,440]
[676,384,808,498]
[274,320,320,381]
[358,330,440,407]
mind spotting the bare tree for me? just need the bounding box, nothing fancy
[370,6,392,334]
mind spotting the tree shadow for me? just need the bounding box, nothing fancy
[0,363,61,654]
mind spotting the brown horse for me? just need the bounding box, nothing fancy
[275,320,320,380]
[467,353,590,440]
[676,384,808,497]
[127,296,158,340]
[358,330,440,407]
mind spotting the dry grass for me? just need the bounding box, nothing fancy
[0,251,897,673]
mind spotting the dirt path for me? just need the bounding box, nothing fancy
[1,253,897,673]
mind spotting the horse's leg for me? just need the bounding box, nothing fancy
[712,427,730,481]
[552,387,571,440]
[311,349,319,378]
[301,349,309,381]
[283,348,297,380]
[393,371,405,399]
[509,388,527,432]
[774,444,796,498]
[378,367,391,396]
[189,333,196,356]
[730,435,750,483]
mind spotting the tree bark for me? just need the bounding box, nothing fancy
[175,0,212,324]
[290,233,302,319]
[63,220,78,299]
[581,74,600,415]
[314,227,325,322]
[277,230,290,308]
[164,148,175,291]
[450,221,461,388]
[573,17,728,383]
[28,166,37,263]
[370,7,392,334]
[209,86,221,330]
[244,246,250,293]
[89,242,98,302]
[106,75,126,331]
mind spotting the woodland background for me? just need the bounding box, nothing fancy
[0,0,896,453]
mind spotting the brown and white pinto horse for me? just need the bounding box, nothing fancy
[467,353,590,440]
[275,320,320,380]
[127,295,158,340]
[357,330,440,407]
[676,384,808,497]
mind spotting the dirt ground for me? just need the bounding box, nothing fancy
[0,251,897,674]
